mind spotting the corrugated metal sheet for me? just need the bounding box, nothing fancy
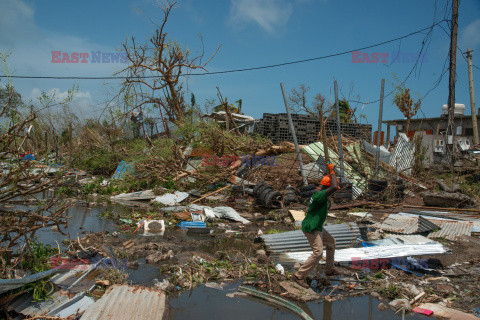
[0,268,59,295]
[8,262,101,317]
[81,285,166,320]
[8,290,72,317]
[285,242,446,263]
[385,234,437,244]
[428,221,473,240]
[374,215,439,234]
[361,140,391,164]
[302,142,365,198]
[261,222,361,253]
[389,133,414,175]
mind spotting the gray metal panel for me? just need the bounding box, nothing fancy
[261,223,360,253]
[389,133,414,175]
[8,264,99,317]
[8,291,71,317]
[0,268,59,295]
[81,285,166,320]
[417,216,441,233]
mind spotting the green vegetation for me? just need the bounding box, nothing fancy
[378,284,400,300]
[21,241,58,302]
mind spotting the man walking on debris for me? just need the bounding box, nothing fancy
[293,163,342,288]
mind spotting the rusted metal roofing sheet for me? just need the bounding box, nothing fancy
[81,285,166,320]
[374,215,439,234]
[428,221,473,240]
[261,222,361,253]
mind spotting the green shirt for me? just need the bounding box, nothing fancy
[301,190,328,233]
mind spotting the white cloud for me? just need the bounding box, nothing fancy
[28,88,93,116]
[228,0,293,33]
[0,0,124,118]
[460,19,480,49]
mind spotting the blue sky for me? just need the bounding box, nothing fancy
[1,0,480,133]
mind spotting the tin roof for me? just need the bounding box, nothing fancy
[374,215,439,234]
[261,222,361,254]
[428,221,473,240]
[80,285,166,320]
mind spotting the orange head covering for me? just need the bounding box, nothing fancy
[320,175,332,186]
[320,175,340,188]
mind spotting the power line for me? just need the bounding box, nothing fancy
[0,19,447,81]
[348,18,438,105]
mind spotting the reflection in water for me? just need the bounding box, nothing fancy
[169,282,427,320]
[323,300,332,320]
[34,205,129,247]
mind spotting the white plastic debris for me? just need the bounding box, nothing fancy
[212,207,250,224]
[202,208,217,221]
[154,191,189,206]
[205,282,223,290]
[153,278,171,291]
[275,263,285,275]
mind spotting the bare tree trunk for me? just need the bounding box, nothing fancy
[405,118,411,139]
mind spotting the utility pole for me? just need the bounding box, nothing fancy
[446,0,459,166]
[466,49,479,145]
[375,79,385,177]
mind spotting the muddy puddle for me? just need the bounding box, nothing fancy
[168,282,427,320]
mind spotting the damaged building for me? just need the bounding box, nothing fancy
[384,104,480,166]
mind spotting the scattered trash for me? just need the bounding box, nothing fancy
[111,160,135,180]
[111,190,156,202]
[177,221,207,229]
[411,307,434,316]
[144,220,165,233]
[205,282,224,290]
[211,206,251,224]
[154,191,189,206]
[275,264,284,275]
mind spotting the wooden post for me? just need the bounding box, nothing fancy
[280,83,308,186]
[446,0,459,166]
[386,124,391,148]
[224,99,229,131]
[334,81,345,182]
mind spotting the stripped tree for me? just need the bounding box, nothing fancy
[118,1,219,124]
[393,87,421,136]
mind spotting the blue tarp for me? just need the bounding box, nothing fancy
[20,154,36,161]
[111,161,135,180]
